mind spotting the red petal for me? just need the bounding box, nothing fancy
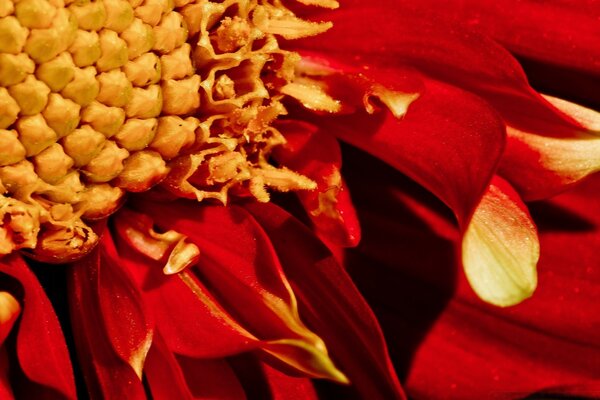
[113,228,258,358]
[176,355,246,399]
[500,96,600,200]
[144,334,194,400]
[273,120,360,247]
[145,332,247,400]
[296,7,585,132]
[245,202,406,400]
[0,255,77,399]
[95,233,153,380]
[68,247,147,399]
[399,0,600,77]
[131,200,346,382]
[260,362,318,400]
[0,349,13,400]
[303,65,505,226]
[341,149,600,397]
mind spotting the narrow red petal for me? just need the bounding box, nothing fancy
[0,255,77,400]
[273,120,361,247]
[68,248,147,400]
[0,349,13,400]
[245,202,406,400]
[96,234,153,380]
[260,362,318,400]
[176,355,246,399]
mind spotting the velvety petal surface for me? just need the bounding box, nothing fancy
[0,255,76,399]
[392,0,600,77]
[295,5,587,133]
[246,202,405,400]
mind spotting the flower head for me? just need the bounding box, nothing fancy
[0,0,598,398]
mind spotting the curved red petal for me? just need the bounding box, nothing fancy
[0,255,76,400]
[403,0,600,77]
[273,120,361,247]
[68,251,146,399]
[245,202,405,400]
[341,149,600,397]
[131,200,346,382]
[304,66,505,226]
[296,7,584,132]
[113,230,258,358]
[95,234,153,380]
[176,355,246,400]
[144,333,194,400]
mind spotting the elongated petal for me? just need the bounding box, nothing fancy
[273,120,360,247]
[68,246,147,400]
[296,7,585,132]
[0,255,77,399]
[462,176,539,306]
[500,96,600,200]
[94,234,153,380]
[230,355,318,400]
[127,201,346,382]
[246,202,405,400]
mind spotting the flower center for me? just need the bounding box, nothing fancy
[0,0,335,262]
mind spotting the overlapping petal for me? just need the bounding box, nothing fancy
[68,245,147,399]
[340,149,600,398]
[246,202,405,399]
[273,120,360,247]
[128,200,347,383]
[0,255,76,399]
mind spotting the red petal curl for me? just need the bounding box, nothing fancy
[113,222,257,358]
[0,255,76,399]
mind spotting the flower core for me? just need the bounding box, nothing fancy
[0,0,333,262]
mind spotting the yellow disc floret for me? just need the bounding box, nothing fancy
[0,0,338,262]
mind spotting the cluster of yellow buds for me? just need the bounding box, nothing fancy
[0,0,339,262]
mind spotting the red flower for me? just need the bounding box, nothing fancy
[0,1,598,399]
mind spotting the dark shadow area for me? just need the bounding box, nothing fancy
[529,200,596,233]
[517,56,600,111]
[337,145,458,385]
[29,261,89,399]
